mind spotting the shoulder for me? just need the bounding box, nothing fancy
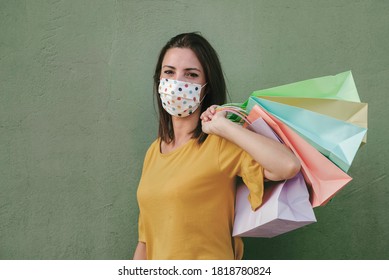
[148,138,160,150]
[201,134,243,157]
[200,134,223,151]
[143,138,160,159]
[204,134,241,151]
[139,138,160,172]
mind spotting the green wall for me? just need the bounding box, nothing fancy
[1,0,388,260]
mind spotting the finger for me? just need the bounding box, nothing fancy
[215,110,227,118]
[210,105,218,114]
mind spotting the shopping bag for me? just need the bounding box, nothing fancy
[233,117,316,237]
[247,97,367,172]
[225,71,367,145]
[246,104,352,207]
[257,96,368,143]
[233,173,316,237]
[251,71,360,102]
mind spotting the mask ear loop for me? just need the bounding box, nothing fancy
[199,83,208,103]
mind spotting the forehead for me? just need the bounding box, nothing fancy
[162,48,203,70]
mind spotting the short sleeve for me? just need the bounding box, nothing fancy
[218,137,264,210]
[138,213,146,242]
[240,151,264,210]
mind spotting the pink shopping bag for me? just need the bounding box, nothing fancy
[247,105,352,207]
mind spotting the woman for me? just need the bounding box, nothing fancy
[133,32,300,260]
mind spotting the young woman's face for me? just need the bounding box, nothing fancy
[160,47,206,86]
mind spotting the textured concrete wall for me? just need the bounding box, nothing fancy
[1,0,388,259]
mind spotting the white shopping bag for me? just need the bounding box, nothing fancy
[232,117,316,238]
[233,172,316,237]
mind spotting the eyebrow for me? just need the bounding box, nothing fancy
[162,65,201,72]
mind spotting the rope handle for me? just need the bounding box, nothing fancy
[215,105,252,126]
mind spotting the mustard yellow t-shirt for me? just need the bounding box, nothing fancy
[136,134,264,260]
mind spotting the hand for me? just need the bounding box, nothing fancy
[200,105,228,135]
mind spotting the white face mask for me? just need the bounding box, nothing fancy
[158,78,207,117]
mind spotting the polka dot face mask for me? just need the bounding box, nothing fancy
[158,78,207,117]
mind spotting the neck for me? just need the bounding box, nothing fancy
[171,110,200,144]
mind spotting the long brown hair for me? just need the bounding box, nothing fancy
[153,32,227,144]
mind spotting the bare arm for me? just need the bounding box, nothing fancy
[133,242,147,260]
[201,107,300,181]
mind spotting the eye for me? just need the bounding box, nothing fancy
[163,70,174,75]
[185,72,199,78]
